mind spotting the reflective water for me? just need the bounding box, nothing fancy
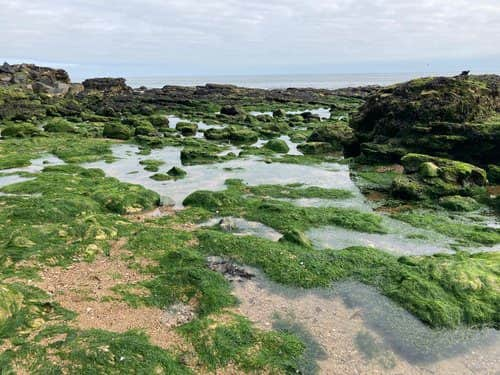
[200,217,283,241]
[0,154,64,188]
[84,144,358,208]
[231,268,500,374]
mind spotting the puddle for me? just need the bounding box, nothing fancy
[249,107,331,119]
[0,154,65,188]
[199,217,283,241]
[230,269,500,374]
[84,144,359,208]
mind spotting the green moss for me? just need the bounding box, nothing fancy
[246,182,354,200]
[183,180,385,234]
[139,159,165,172]
[1,326,191,374]
[44,118,77,133]
[393,210,500,246]
[176,122,198,136]
[197,230,500,328]
[178,313,305,373]
[1,122,42,138]
[439,195,481,212]
[264,139,290,153]
[297,142,336,155]
[103,123,133,140]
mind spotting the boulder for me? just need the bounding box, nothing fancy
[167,166,187,178]
[44,118,77,133]
[103,123,133,140]
[264,139,289,153]
[228,127,258,143]
[439,196,480,212]
[307,123,354,150]
[204,127,230,140]
[1,123,41,138]
[272,108,287,117]
[401,154,487,186]
[297,142,336,155]
[82,78,132,94]
[350,75,500,165]
[220,105,246,116]
[279,229,312,247]
[176,122,198,136]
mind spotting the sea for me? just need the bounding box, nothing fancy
[122,72,453,89]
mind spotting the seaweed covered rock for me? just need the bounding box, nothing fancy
[176,122,198,136]
[204,127,230,140]
[82,78,132,94]
[401,154,487,186]
[167,166,187,179]
[228,127,258,143]
[103,123,133,140]
[1,122,42,138]
[392,153,488,199]
[44,118,77,133]
[307,122,354,150]
[297,142,336,155]
[264,139,289,153]
[220,105,246,116]
[439,196,481,211]
[350,75,500,165]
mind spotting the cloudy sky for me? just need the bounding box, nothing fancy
[1,0,499,78]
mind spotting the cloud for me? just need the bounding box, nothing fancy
[0,0,499,75]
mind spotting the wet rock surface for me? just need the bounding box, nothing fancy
[206,256,255,282]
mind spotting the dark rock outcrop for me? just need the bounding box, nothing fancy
[350,75,500,165]
[82,78,132,94]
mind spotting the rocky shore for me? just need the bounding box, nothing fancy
[0,62,498,374]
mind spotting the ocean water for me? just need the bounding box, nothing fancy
[123,72,452,89]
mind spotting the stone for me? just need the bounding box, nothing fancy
[103,123,133,140]
[297,142,335,155]
[175,122,198,136]
[264,139,289,153]
[220,105,246,116]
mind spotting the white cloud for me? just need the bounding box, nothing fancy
[0,0,498,75]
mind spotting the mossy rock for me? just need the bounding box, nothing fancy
[359,142,408,164]
[279,229,312,247]
[167,166,187,178]
[150,173,172,181]
[391,175,424,200]
[220,105,246,116]
[204,127,230,140]
[1,123,42,138]
[149,115,169,127]
[487,164,500,184]
[264,139,289,153]
[103,123,133,140]
[307,123,353,149]
[297,142,335,155]
[419,162,439,178]
[272,108,287,117]
[0,284,23,326]
[439,195,481,211]
[139,159,164,172]
[44,118,77,133]
[135,123,157,136]
[350,75,500,165]
[402,153,487,186]
[228,127,258,143]
[176,122,198,136]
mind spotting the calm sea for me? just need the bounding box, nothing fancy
[123,72,452,89]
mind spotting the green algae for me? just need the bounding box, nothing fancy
[178,313,305,373]
[392,210,500,246]
[183,180,385,234]
[197,230,500,328]
[139,158,165,172]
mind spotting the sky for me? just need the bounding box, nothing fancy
[1,0,499,79]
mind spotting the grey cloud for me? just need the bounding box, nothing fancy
[0,0,498,75]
